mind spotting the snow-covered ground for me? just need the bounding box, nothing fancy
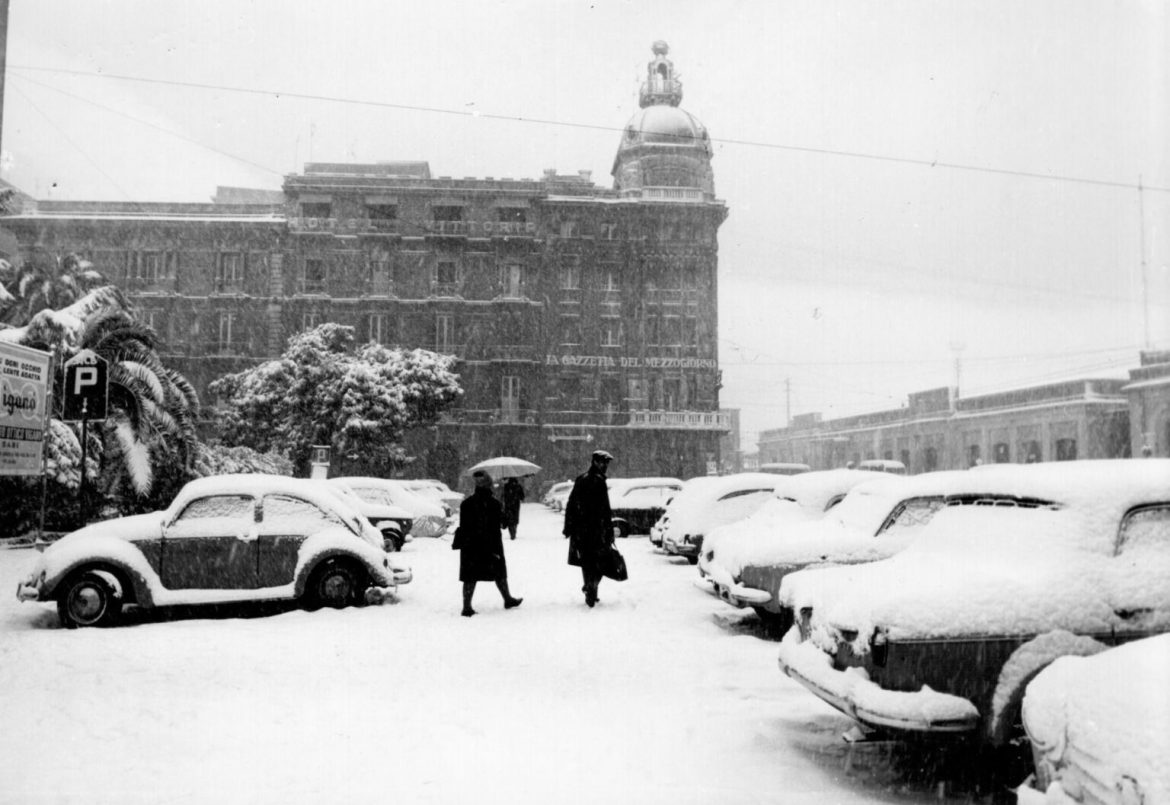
[0,504,1004,805]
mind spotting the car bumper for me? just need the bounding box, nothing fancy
[776,629,980,734]
[16,576,43,602]
[693,576,772,607]
[663,537,699,557]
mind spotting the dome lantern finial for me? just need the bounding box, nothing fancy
[640,40,682,108]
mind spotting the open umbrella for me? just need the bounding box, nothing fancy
[463,456,542,481]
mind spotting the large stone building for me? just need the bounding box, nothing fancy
[2,42,730,484]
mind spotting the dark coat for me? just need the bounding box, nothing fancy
[501,479,525,527]
[457,487,507,582]
[563,467,613,572]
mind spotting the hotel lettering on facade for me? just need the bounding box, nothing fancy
[1,43,729,483]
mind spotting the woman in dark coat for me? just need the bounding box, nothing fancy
[501,477,525,540]
[563,450,615,607]
[455,471,522,617]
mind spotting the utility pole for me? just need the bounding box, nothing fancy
[0,0,9,159]
[1139,175,1150,349]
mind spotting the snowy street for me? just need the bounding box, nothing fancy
[1,503,998,805]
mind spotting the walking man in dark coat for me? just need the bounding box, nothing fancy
[455,471,523,617]
[501,477,525,540]
[563,449,615,608]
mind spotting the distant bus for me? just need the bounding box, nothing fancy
[759,462,812,476]
[857,459,907,475]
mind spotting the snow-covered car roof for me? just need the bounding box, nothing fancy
[329,476,446,518]
[654,472,785,536]
[173,474,362,520]
[607,477,683,493]
[781,459,1170,642]
[1022,634,1170,805]
[701,469,887,573]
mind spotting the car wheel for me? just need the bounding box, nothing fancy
[305,558,366,610]
[614,521,630,539]
[57,570,123,628]
[381,528,404,552]
[687,555,699,565]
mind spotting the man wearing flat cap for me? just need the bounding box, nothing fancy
[563,449,615,607]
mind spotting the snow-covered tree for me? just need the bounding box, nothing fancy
[209,323,462,476]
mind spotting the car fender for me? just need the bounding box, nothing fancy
[986,630,1109,746]
[292,529,393,596]
[40,537,158,608]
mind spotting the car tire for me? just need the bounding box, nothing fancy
[381,528,405,552]
[687,555,699,565]
[614,521,630,539]
[57,570,123,629]
[305,558,366,610]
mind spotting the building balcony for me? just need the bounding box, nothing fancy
[429,281,463,298]
[634,186,708,204]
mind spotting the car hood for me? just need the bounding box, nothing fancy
[1023,634,1170,804]
[783,506,1169,645]
[51,512,168,548]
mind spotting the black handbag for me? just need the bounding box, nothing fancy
[601,544,628,582]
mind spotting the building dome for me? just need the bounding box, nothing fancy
[612,43,715,199]
[621,105,711,151]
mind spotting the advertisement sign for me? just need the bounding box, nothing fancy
[0,341,51,476]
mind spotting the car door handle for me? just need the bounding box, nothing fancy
[237,528,259,543]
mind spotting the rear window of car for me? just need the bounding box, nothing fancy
[263,494,346,532]
[1118,504,1170,553]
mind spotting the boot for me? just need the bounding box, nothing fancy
[461,582,477,617]
[497,579,523,609]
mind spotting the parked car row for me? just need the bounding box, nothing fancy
[656,461,1170,803]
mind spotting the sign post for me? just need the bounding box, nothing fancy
[63,350,109,527]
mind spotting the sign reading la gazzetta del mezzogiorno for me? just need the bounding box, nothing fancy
[545,355,716,369]
[0,341,51,476]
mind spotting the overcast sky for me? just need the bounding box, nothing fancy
[3,0,1167,448]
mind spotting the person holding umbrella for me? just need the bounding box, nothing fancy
[563,449,615,608]
[453,470,523,617]
[501,477,525,540]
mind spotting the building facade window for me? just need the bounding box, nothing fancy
[560,261,580,290]
[967,444,982,467]
[367,313,386,344]
[368,257,392,295]
[216,252,243,292]
[501,263,523,298]
[559,221,577,238]
[1021,440,1042,463]
[601,320,622,348]
[301,311,321,331]
[131,251,164,282]
[432,205,463,222]
[498,208,526,224]
[994,442,1011,463]
[558,316,581,347]
[500,376,520,422]
[302,259,327,294]
[217,312,236,353]
[366,204,397,221]
[1055,438,1077,461]
[436,314,454,352]
[301,202,331,219]
[602,266,619,292]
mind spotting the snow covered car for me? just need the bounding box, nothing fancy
[653,473,783,564]
[15,474,412,628]
[707,468,1053,629]
[776,459,1170,752]
[329,477,450,538]
[542,481,574,512]
[399,479,463,515]
[313,480,414,551]
[695,468,882,609]
[1019,633,1170,805]
[607,477,684,537]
